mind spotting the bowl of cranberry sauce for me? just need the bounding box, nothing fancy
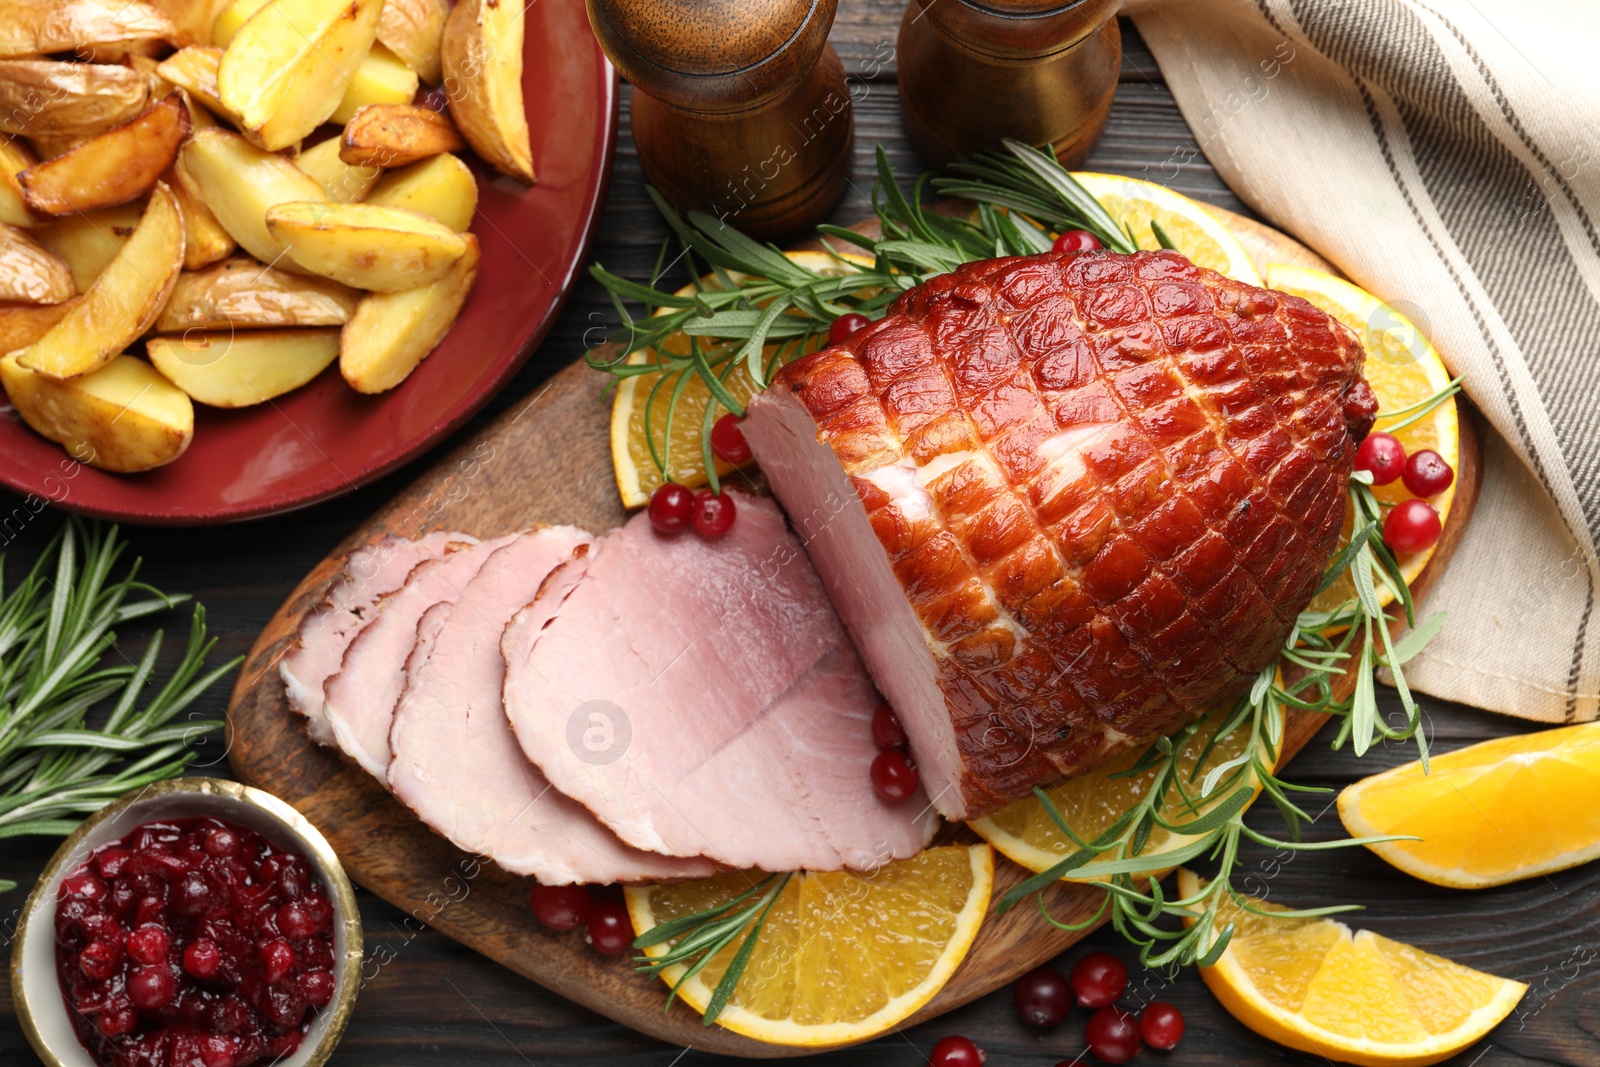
[11,778,361,1067]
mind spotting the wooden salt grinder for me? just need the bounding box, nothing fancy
[585,0,853,241]
[898,0,1122,170]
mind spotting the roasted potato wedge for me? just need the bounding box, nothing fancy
[331,43,418,126]
[167,161,235,269]
[377,0,448,85]
[211,0,268,46]
[144,0,221,48]
[176,128,325,266]
[0,0,175,59]
[156,255,357,331]
[365,153,476,232]
[0,298,82,355]
[341,233,476,393]
[16,182,184,379]
[264,201,468,291]
[148,327,337,407]
[219,0,384,151]
[0,226,75,304]
[0,352,193,472]
[19,93,190,217]
[294,137,380,203]
[33,202,145,292]
[155,47,236,123]
[0,60,150,139]
[441,0,532,183]
[0,137,39,227]
[339,104,462,170]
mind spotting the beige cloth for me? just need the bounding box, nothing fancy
[1124,0,1600,722]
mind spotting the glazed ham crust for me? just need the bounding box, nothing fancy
[761,249,1376,818]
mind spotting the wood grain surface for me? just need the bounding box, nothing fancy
[4,16,1597,1067]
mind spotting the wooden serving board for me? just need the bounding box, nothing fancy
[228,210,1481,1058]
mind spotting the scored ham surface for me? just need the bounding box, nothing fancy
[743,249,1377,821]
[387,528,716,885]
[501,493,939,872]
[280,532,476,745]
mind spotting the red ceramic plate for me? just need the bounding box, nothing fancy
[0,0,616,524]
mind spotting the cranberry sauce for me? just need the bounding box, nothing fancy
[54,816,338,1067]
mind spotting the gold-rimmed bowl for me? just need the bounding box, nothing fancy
[10,777,363,1067]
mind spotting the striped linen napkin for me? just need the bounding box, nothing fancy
[1123,0,1600,723]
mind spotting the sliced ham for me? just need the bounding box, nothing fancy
[389,528,715,885]
[323,534,518,779]
[501,493,939,872]
[280,532,476,746]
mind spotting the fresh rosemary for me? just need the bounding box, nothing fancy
[0,519,238,893]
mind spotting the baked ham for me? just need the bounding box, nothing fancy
[501,492,939,871]
[743,249,1377,821]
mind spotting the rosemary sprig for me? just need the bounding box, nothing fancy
[0,519,239,893]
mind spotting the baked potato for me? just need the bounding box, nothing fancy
[440,0,533,183]
[0,60,150,139]
[377,0,448,85]
[19,93,190,216]
[176,127,325,266]
[0,0,175,59]
[264,201,469,291]
[0,298,82,355]
[155,47,235,123]
[341,233,477,393]
[143,0,220,48]
[0,137,39,227]
[294,137,380,203]
[0,352,193,471]
[0,225,75,304]
[15,181,184,379]
[156,254,358,331]
[330,44,418,126]
[33,201,145,291]
[364,153,476,232]
[147,327,338,406]
[168,160,235,269]
[339,104,463,169]
[210,0,268,47]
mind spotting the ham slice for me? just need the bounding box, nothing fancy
[323,534,518,779]
[280,532,476,745]
[501,493,939,872]
[389,528,715,885]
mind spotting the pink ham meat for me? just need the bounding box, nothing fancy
[280,532,476,745]
[322,534,518,779]
[388,528,716,885]
[500,492,939,872]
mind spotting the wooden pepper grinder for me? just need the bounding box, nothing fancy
[586,0,853,240]
[897,0,1122,169]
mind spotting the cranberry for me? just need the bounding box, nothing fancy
[870,749,919,802]
[61,872,108,902]
[1402,449,1454,497]
[204,828,239,858]
[94,847,132,880]
[208,996,248,1034]
[871,701,908,751]
[648,483,694,534]
[277,862,308,900]
[710,412,752,465]
[928,1035,986,1066]
[1086,1005,1143,1063]
[261,939,295,985]
[586,899,633,955]
[98,999,137,1038]
[1383,498,1442,553]
[298,893,333,934]
[128,965,176,1010]
[1354,431,1406,484]
[80,913,122,945]
[691,489,737,537]
[1013,965,1073,1027]
[262,984,307,1027]
[1071,952,1127,1009]
[126,924,170,965]
[1052,229,1102,254]
[175,870,217,917]
[1139,1001,1185,1050]
[299,968,336,1008]
[828,312,870,346]
[529,883,591,931]
[199,1034,237,1067]
[79,940,121,981]
[278,901,318,940]
[184,938,222,979]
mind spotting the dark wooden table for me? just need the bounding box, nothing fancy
[4,12,1598,1066]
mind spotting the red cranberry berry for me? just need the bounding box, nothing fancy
[204,827,239,857]
[648,483,694,534]
[1383,498,1442,553]
[278,901,318,940]
[928,1035,986,1067]
[1086,1005,1143,1063]
[1052,229,1102,254]
[1139,1001,1185,1050]
[79,940,120,982]
[691,489,737,538]
[98,999,138,1038]
[61,872,107,902]
[828,312,870,346]
[299,969,336,1008]
[710,413,752,465]
[586,899,633,955]
[261,939,296,985]
[208,996,248,1035]
[1402,449,1454,497]
[94,846,131,880]
[128,965,177,1010]
[870,701,908,751]
[126,924,170,965]
[1354,431,1406,484]
[870,749,919,803]
[529,883,591,931]
[184,939,222,980]
[174,870,216,917]
[1070,952,1127,1009]
[1013,965,1073,1028]
[199,1034,237,1067]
